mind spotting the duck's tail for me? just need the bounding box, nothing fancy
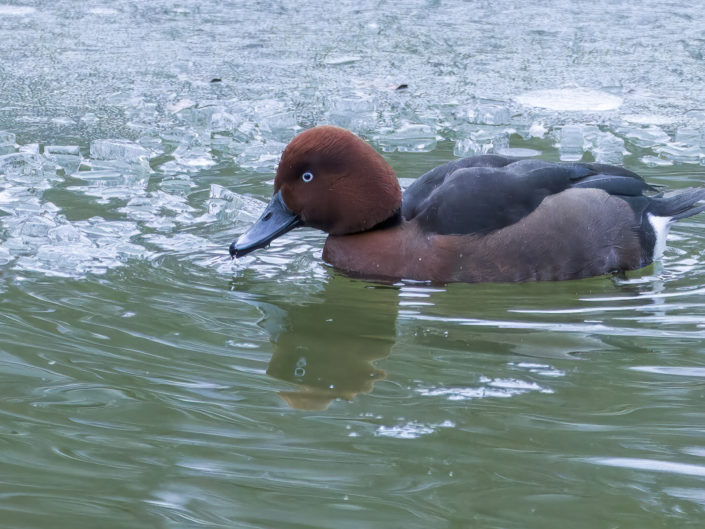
[647,188,705,221]
[646,188,705,260]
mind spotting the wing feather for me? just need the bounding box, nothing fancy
[402,155,654,235]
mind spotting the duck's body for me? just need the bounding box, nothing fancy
[232,126,705,283]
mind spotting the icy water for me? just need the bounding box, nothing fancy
[2,0,705,527]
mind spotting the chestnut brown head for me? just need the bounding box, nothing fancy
[232,126,401,257]
[275,126,401,234]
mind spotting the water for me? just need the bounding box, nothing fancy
[2,0,705,527]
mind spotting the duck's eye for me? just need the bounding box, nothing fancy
[301,171,314,183]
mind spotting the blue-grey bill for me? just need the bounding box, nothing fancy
[230,190,301,258]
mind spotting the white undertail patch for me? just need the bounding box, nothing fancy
[648,213,672,261]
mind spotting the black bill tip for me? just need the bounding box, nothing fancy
[229,240,242,259]
[230,191,301,258]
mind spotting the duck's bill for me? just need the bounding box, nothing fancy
[230,190,301,258]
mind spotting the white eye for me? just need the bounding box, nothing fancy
[302,171,314,183]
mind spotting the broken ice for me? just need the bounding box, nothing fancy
[559,125,585,161]
[90,139,150,163]
[0,131,16,155]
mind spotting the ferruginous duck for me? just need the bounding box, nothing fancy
[230,126,705,283]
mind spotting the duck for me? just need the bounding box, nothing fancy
[230,125,705,283]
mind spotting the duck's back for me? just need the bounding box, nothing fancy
[333,155,704,282]
[401,155,655,237]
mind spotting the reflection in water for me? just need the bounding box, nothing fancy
[247,267,700,409]
[259,277,399,410]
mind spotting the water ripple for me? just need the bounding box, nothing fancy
[588,457,705,478]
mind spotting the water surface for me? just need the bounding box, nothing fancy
[2,1,705,527]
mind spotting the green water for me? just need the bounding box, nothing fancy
[3,0,705,527]
[3,172,705,527]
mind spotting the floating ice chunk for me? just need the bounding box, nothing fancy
[515,88,622,112]
[2,210,61,258]
[48,224,88,244]
[18,143,39,154]
[71,168,126,182]
[496,147,540,157]
[210,110,237,134]
[622,114,674,126]
[143,232,212,254]
[90,139,150,163]
[210,134,234,154]
[618,125,670,148]
[260,111,298,141]
[159,173,195,194]
[0,152,40,176]
[0,6,36,15]
[3,211,149,278]
[161,191,196,217]
[252,99,299,141]
[468,103,510,125]
[323,55,361,65]
[235,141,285,172]
[119,196,154,221]
[21,240,145,277]
[655,142,703,164]
[375,123,437,153]
[592,131,625,164]
[559,125,585,161]
[159,128,191,146]
[0,131,15,155]
[577,124,600,146]
[0,187,44,215]
[17,115,48,125]
[475,128,509,149]
[167,99,195,114]
[205,184,263,224]
[232,121,259,144]
[0,152,56,186]
[44,145,81,173]
[68,167,149,203]
[0,246,12,265]
[136,132,164,154]
[119,191,195,227]
[454,129,509,157]
[44,145,79,156]
[0,130,17,144]
[88,7,119,16]
[326,95,376,132]
[209,184,237,201]
[674,127,704,146]
[80,113,99,125]
[453,137,484,157]
[177,105,220,130]
[168,131,215,170]
[329,94,375,115]
[16,215,57,238]
[77,218,140,242]
[529,122,548,138]
[51,117,75,127]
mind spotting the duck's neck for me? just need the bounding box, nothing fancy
[366,208,403,232]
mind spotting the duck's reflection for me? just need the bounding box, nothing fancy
[260,276,399,410]
[250,272,638,410]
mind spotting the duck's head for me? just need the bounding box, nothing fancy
[231,126,401,258]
